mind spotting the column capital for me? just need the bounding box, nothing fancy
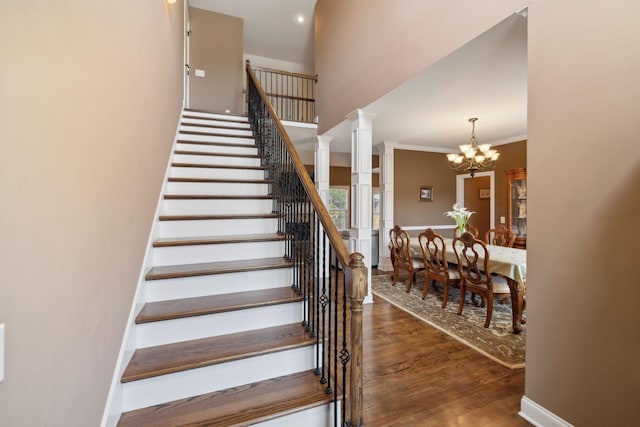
[316,134,333,148]
[376,141,398,153]
[346,108,375,123]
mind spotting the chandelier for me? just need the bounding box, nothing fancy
[447,117,499,177]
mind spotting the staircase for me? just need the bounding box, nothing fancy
[116,110,336,426]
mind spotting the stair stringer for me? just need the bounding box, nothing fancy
[100,110,183,427]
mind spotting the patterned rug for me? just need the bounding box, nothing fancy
[371,273,525,369]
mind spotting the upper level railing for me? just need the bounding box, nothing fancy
[247,61,317,123]
[246,61,366,427]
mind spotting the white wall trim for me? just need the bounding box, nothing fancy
[520,396,575,427]
[402,224,456,231]
[100,109,183,427]
[456,170,495,229]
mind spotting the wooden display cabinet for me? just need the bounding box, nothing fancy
[506,168,527,249]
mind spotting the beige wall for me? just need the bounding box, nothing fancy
[189,8,243,114]
[315,1,640,425]
[526,2,640,426]
[394,150,458,236]
[314,0,522,133]
[0,2,184,426]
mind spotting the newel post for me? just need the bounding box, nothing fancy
[347,252,367,426]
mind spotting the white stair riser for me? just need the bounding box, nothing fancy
[152,241,285,265]
[179,125,253,137]
[183,112,248,122]
[170,166,264,180]
[178,133,254,144]
[158,218,278,238]
[166,181,269,196]
[137,301,303,348]
[122,346,316,411]
[173,154,260,167]
[162,199,273,215]
[256,403,338,427]
[145,267,293,302]
[175,142,257,155]
[182,117,251,128]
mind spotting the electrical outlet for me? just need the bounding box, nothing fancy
[500,216,506,224]
[195,69,205,77]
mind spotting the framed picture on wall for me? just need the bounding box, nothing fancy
[419,186,433,202]
[478,188,490,199]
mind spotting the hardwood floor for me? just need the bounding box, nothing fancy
[363,269,531,426]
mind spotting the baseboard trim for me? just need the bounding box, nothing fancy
[520,396,574,427]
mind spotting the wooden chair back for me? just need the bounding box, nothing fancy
[485,224,516,247]
[418,228,461,305]
[418,228,449,276]
[452,231,510,328]
[453,231,491,289]
[389,225,422,291]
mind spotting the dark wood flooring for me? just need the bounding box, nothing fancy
[363,268,531,427]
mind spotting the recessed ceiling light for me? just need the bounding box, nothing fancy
[296,15,305,24]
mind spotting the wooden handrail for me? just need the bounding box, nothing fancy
[246,61,350,269]
[250,63,318,82]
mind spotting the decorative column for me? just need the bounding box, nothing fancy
[314,135,331,205]
[346,109,374,304]
[315,135,332,277]
[377,141,396,272]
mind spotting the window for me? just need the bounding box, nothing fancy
[328,187,349,230]
[372,188,380,230]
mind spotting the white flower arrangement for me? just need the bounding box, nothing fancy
[444,203,475,234]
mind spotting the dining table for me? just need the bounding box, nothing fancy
[410,238,527,334]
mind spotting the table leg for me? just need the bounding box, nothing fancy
[506,277,524,334]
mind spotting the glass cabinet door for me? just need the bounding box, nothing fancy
[506,168,526,249]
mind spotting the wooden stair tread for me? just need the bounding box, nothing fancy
[181,122,251,131]
[158,213,279,221]
[163,194,272,200]
[121,323,313,382]
[145,257,292,280]
[171,162,264,170]
[179,130,252,139]
[153,233,285,247]
[118,370,332,427]
[136,287,300,324]
[174,150,259,159]
[176,139,255,148]
[183,109,248,121]
[167,177,269,184]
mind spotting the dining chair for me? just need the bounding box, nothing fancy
[453,223,479,238]
[389,225,424,293]
[452,231,511,328]
[485,224,516,247]
[418,228,461,308]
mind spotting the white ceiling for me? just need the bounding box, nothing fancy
[187,1,527,154]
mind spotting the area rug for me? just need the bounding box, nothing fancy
[371,273,525,369]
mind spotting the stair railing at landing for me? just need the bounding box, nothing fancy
[246,61,366,427]
[247,61,317,123]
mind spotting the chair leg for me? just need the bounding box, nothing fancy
[406,270,414,293]
[457,282,466,315]
[484,293,494,328]
[421,272,429,300]
[441,280,449,309]
[392,268,398,286]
